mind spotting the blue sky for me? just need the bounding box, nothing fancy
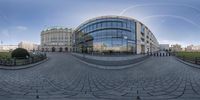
[0,0,200,47]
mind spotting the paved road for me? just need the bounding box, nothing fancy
[0,53,200,100]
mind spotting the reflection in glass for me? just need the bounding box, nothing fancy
[75,17,137,55]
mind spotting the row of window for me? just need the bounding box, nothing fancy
[76,37,136,53]
[75,18,137,54]
[78,20,135,34]
[43,43,69,46]
[90,29,134,39]
[76,29,135,43]
[141,25,145,33]
[43,30,72,33]
[43,35,69,38]
[42,37,69,40]
[42,40,69,43]
[140,25,156,42]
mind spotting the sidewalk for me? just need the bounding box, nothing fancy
[72,53,149,67]
[72,53,146,61]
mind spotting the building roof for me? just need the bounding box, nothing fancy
[42,26,72,32]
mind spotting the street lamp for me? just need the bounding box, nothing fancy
[123,36,128,54]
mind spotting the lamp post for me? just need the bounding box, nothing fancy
[81,37,86,58]
[123,36,128,54]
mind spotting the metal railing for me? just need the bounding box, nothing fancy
[176,55,200,65]
[0,54,47,66]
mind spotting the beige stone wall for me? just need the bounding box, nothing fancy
[136,22,159,54]
[136,22,142,54]
[41,28,73,52]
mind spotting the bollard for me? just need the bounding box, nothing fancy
[14,58,16,66]
[163,53,165,56]
[160,53,161,56]
[195,57,197,64]
[137,96,141,100]
[32,57,34,63]
[183,56,185,61]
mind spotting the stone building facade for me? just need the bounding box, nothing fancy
[41,27,73,52]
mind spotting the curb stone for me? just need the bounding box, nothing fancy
[175,57,200,69]
[72,55,150,70]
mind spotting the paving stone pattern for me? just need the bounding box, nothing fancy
[0,53,200,100]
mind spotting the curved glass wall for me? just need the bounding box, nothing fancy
[74,17,136,55]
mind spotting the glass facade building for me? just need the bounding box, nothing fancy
[73,16,159,55]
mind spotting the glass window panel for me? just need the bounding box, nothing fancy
[89,25,92,32]
[111,21,116,28]
[102,22,106,28]
[91,24,94,31]
[97,23,101,29]
[86,26,89,32]
[100,30,105,38]
[122,31,127,37]
[141,25,145,33]
[123,22,127,29]
[107,22,111,27]
[95,24,97,29]
[112,38,122,46]
[127,21,131,29]
[117,22,121,28]
[113,30,117,37]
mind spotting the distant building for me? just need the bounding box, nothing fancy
[18,41,39,51]
[33,44,40,51]
[186,45,200,52]
[41,27,73,52]
[170,44,182,52]
[159,44,169,51]
[186,45,193,52]
[0,45,18,52]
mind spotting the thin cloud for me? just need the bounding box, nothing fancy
[141,15,200,29]
[16,26,28,31]
[1,29,10,37]
[119,3,200,15]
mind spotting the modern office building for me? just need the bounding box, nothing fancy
[41,27,73,52]
[73,16,159,55]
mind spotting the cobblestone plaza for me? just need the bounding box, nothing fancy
[0,53,200,100]
[1,0,200,100]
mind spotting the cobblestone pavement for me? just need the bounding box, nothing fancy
[0,53,200,100]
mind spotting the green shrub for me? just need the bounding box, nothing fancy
[0,52,11,59]
[11,48,30,59]
[176,52,200,59]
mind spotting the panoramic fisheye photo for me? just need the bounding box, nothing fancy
[0,0,200,100]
